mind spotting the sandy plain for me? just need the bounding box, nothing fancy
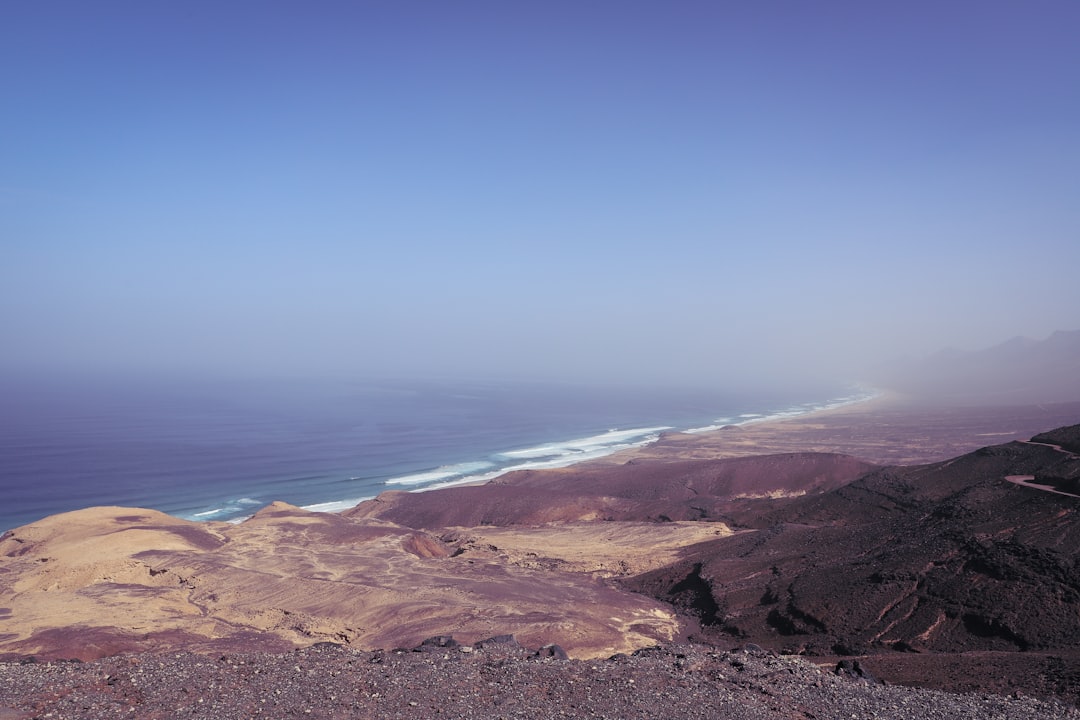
[604,394,1080,466]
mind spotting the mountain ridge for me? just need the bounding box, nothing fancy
[878,329,1080,404]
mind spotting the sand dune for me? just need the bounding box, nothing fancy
[0,502,684,661]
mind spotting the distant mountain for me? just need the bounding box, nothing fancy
[878,330,1080,404]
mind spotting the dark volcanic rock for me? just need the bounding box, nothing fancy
[836,658,880,683]
[1033,425,1080,455]
[533,643,569,660]
[417,635,460,650]
[624,428,1080,661]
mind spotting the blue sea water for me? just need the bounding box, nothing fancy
[0,374,871,532]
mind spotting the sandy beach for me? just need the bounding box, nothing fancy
[594,394,1080,467]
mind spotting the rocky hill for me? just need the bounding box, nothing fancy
[3,411,1080,712]
[879,329,1080,404]
[350,424,1080,704]
[347,452,875,526]
[625,435,1080,655]
[620,430,1080,702]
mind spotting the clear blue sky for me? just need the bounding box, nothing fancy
[3,1,1078,388]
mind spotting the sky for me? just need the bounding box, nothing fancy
[2,1,1079,390]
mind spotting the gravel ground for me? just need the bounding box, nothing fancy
[1,641,1077,720]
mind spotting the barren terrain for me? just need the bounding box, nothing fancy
[3,397,1080,715]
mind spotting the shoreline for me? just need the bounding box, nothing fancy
[0,384,883,531]
[379,387,884,498]
[3,396,1079,708]
[320,390,1080,510]
[293,387,882,514]
[9,385,1078,530]
[604,394,1080,467]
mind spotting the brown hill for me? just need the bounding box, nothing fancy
[624,430,1080,661]
[347,452,875,527]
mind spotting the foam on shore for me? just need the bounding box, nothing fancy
[407,389,881,493]
[682,389,880,435]
[385,426,672,493]
[182,386,881,522]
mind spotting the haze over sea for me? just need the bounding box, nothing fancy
[0,375,869,532]
[4,5,1077,537]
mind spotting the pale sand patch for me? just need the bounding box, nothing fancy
[0,504,684,660]
[442,520,735,577]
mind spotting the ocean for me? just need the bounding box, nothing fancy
[0,374,871,532]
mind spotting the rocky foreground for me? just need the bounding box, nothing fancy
[2,639,1077,720]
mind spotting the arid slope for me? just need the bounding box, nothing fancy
[3,406,1080,706]
[0,504,683,661]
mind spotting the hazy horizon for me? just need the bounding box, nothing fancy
[4,3,1079,391]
